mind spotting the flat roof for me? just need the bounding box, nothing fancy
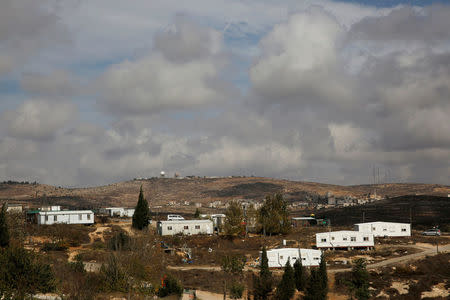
[292,217,315,220]
[38,210,94,215]
[266,248,321,253]
[159,219,213,224]
[316,230,372,235]
[354,221,410,226]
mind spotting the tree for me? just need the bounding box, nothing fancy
[275,259,296,300]
[221,254,245,299]
[294,258,306,291]
[158,274,183,297]
[349,258,370,300]
[318,253,328,297]
[0,203,9,248]
[253,247,273,300]
[194,208,201,218]
[0,246,55,299]
[132,186,150,230]
[224,201,244,236]
[304,268,323,300]
[258,193,290,236]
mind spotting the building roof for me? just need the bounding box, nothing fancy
[158,219,213,224]
[266,248,321,253]
[354,221,410,226]
[38,210,94,215]
[292,217,315,220]
[316,230,373,235]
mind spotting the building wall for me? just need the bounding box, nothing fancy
[264,248,322,268]
[354,222,411,237]
[38,211,94,225]
[158,220,213,236]
[316,231,374,249]
[106,208,135,217]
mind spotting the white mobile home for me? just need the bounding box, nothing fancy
[264,248,322,268]
[103,207,135,218]
[37,210,94,225]
[157,220,213,236]
[316,231,374,250]
[354,221,411,237]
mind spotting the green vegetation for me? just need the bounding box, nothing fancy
[0,246,55,299]
[349,258,370,300]
[108,231,131,251]
[258,193,290,235]
[304,254,328,300]
[158,274,183,297]
[294,257,306,291]
[132,186,150,230]
[224,201,244,236]
[229,281,245,299]
[0,203,9,248]
[275,259,296,300]
[253,247,273,300]
[100,254,129,292]
[194,208,201,218]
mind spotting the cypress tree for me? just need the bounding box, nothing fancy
[304,268,323,300]
[275,259,295,300]
[254,246,273,300]
[132,186,150,230]
[293,258,306,291]
[0,203,9,248]
[350,258,370,300]
[318,253,328,298]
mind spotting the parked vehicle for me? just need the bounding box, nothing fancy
[167,214,185,221]
[421,228,441,236]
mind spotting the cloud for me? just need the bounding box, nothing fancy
[3,99,77,141]
[0,0,69,76]
[95,18,232,115]
[20,70,77,96]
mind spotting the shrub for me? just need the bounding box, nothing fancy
[229,281,245,299]
[42,241,69,252]
[108,231,131,251]
[158,274,183,297]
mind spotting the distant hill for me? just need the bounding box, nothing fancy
[0,177,449,209]
[314,195,450,228]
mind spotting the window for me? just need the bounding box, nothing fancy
[87,214,91,220]
[292,257,297,260]
[55,215,58,222]
[79,214,82,220]
[363,237,369,241]
[195,225,200,229]
[331,237,335,240]
[314,257,319,260]
[45,215,49,221]
[343,237,348,241]
[167,226,172,230]
[280,256,284,259]
[184,226,189,230]
[383,228,387,231]
[401,228,406,232]
[321,238,327,242]
[351,237,356,242]
[302,258,306,260]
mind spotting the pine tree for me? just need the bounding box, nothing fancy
[0,203,9,248]
[350,258,370,300]
[275,259,295,300]
[254,246,273,300]
[293,258,306,291]
[224,201,244,236]
[132,186,150,230]
[194,208,201,218]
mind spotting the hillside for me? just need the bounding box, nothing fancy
[1,177,449,209]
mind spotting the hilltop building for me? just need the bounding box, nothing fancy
[263,248,322,268]
[316,230,374,250]
[354,221,411,237]
[157,219,213,236]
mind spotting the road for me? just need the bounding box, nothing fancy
[168,243,450,274]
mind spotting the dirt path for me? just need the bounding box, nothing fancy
[67,224,111,262]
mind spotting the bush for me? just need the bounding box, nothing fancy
[158,274,183,297]
[229,281,245,299]
[108,231,131,251]
[0,246,56,298]
[42,241,69,252]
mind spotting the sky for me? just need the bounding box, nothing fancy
[0,0,450,187]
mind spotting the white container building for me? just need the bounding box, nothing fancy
[263,248,322,268]
[316,231,374,250]
[103,207,135,218]
[157,219,213,236]
[37,210,95,225]
[354,221,411,237]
